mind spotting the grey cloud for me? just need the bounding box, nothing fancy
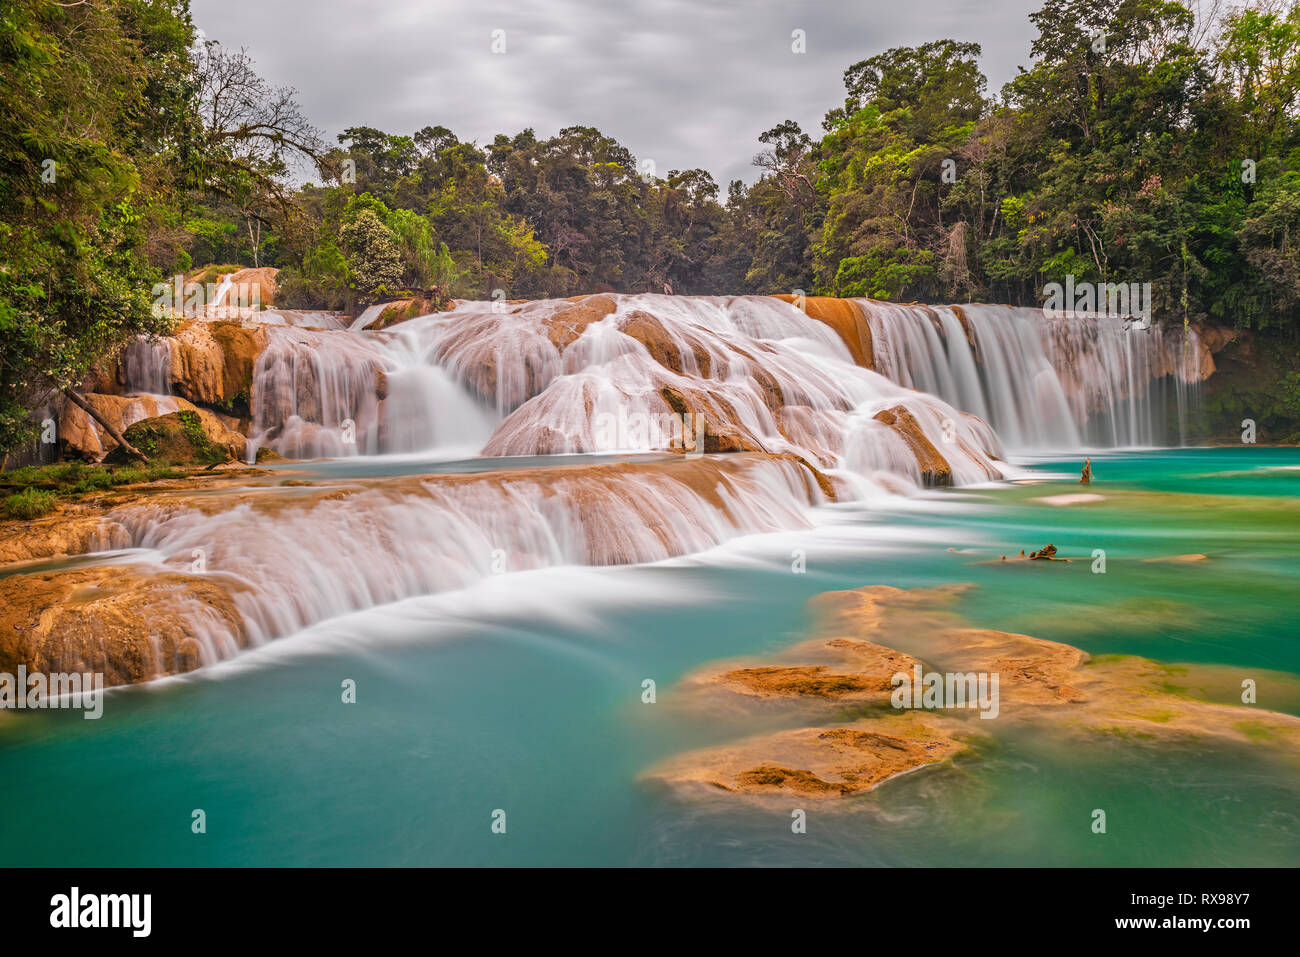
[192,0,1043,185]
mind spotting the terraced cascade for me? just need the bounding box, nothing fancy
[1,292,1294,866]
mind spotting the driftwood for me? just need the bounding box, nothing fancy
[61,389,149,463]
[1079,458,1092,485]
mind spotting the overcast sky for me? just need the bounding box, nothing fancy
[191,0,1044,186]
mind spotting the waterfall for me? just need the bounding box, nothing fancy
[245,295,1007,484]
[211,274,233,308]
[859,301,1204,450]
[247,323,498,460]
[349,304,388,331]
[121,338,173,396]
[104,454,827,651]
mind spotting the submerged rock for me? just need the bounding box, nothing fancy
[646,583,1300,800]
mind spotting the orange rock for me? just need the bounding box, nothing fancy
[770,294,875,368]
[873,405,953,486]
[0,563,247,688]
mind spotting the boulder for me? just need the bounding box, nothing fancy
[109,410,245,466]
[873,405,953,486]
[58,393,245,462]
[167,320,267,415]
[224,266,279,308]
[0,563,246,688]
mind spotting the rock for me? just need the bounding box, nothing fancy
[646,583,1300,801]
[168,320,267,415]
[657,385,765,454]
[225,266,279,309]
[1028,543,1069,561]
[363,296,446,332]
[872,405,953,486]
[0,513,129,565]
[769,294,875,368]
[653,718,967,797]
[620,310,715,377]
[108,410,244,466]
[57,393,244,462]
[542,294,619,350]
[0,563,247,688]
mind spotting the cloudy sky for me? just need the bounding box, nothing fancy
[191,0,1044,185]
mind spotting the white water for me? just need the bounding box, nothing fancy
[98,454,825,663]
[859,301,1204,450]
[122,338,173,396]
[246,322,498,459]
[61,293,1207,678]
[349,304,388,331]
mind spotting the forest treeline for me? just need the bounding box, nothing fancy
[3,0,1300,450]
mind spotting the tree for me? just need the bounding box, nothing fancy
[0,0,196,452]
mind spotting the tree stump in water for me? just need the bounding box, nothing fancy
[1079,458,1092,484]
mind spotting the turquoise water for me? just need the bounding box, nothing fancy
[2,448,1298,866]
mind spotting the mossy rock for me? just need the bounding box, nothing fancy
[111,410,232,466]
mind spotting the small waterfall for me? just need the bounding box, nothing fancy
[106,454,826,646]
[211,274,233,308]
[349,304,388,331]
[247,323,497,460]
[121,338,173,396]
[859,301,1205,450]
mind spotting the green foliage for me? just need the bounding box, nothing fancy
[0,0,196,452]
[3,488,57,520]
[0,461,184,511]
[806,0,1300,328]
[339,207,402,299]
[117,410,227,466]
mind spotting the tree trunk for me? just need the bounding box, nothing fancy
[61,388,149,463]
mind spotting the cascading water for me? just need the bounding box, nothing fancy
[247,295,1005,484]
[39,291,1209,682]
[247,321,499,460]
[99,454,827,659]
[859,300,1205,450]
[121,337,174,396]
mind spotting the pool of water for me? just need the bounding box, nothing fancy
[2,448,1297,866]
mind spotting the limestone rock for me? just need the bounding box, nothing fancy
[873,405,953,486]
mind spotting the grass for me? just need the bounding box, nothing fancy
[0,461,185,518]
[3,488,58,520]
